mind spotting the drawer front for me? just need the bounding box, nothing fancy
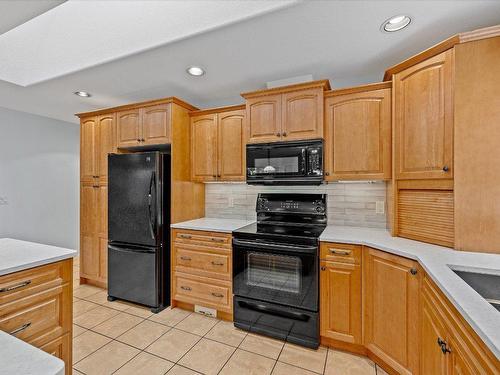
[174,272,231,312]
[173,229,231,248]
[0,284,69,344]
[320,242,361,264]
[39,333,72,375]
[0,260,71,305]
[174,244,231,280]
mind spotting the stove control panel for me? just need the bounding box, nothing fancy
[256,193,327,216]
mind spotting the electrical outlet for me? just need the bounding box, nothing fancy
[228,197,234,208]
[194,305,217,318]
[0,197,8,205]
[376,200,385,214]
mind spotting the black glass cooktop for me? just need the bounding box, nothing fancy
[233,222,326,239]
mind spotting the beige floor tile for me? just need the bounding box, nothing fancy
[167,365,202,374]
[178,338,235,375]
[325,349,376,375]
[122,303,155,318]
[117,319,171,350]
[73,305,120,329]
[73,299,100,317]
[115,351,174,375]
[148,306,191,326]
[376,364,390,375]
[74,340,139,375]
[273,361,318,375]
[204,320,247,347]
[146,328,200,362]
[239,333,284,360]
[72,324,87,338]
[73,284,103,298]
[72,369,85,375]
[175,312,218,336]
[72,331,111,363]
[220,349,275,375]
[92,312,144,338]
[278,343,327,374]
[84,290,131,311]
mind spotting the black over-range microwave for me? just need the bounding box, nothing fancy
[246,139,323,185]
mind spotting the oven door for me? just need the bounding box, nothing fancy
[233,238,318,311]
[246,143,306,181]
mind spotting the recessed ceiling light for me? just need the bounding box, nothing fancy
[186,66,205,76]
[381,15,411,32]
[74,91,91,97]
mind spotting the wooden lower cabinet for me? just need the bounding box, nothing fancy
[0,259,72,375]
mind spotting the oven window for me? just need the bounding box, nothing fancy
[247,252,302,294]
[253,156,299,174]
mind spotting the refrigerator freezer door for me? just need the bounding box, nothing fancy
[108,152,160,247]
[108,245,158,307]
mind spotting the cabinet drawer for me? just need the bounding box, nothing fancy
[320,242,361,264]
[0,260,71,305]
[39,333,71,375]
[174,272,232,313]
[174,244,231,280]
[173,229,231,248]
[0,284,69,344]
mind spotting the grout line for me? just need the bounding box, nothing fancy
[323,347,329,375]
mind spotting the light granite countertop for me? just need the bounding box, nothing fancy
[320,225,500,360]
[171,217,255,233]
[0,238,77,276]
[0,331,64,375]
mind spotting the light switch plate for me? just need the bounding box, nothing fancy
[376,200,385,214]
[194,305,217,318]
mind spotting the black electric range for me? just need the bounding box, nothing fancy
[232,193,327,349]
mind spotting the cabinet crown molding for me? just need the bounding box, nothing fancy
[189,104,245,117]
[324,81,391,97]
[240,79,331,99]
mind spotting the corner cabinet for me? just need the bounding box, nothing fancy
[191,107,246,182]
[324,83,392,180]
[242,80,330,144]
[117,104,171,148]
[363,247,420,375]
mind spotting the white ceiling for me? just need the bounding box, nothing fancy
[0,0,65,35]
[0,0,500,124]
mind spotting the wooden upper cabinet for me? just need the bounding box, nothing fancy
[246,94,282,143]
[80,117,97,181]
[191,114,218,181]
[282,87,323,140]
[96,114,115,181]
[324,85,391,180]
[142,104,171,146]
[116,109,141,148]
[394,49,454,180]
[218,109,246,181]
[363,247,420,375]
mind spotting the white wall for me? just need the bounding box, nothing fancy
[0,106,79,249]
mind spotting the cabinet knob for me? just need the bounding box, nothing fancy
[325,172,330,176]
[321,266,326,271]
[217,174,221,178]
[442,165,449,172]
[137,138,141,142]
[276,132,281,137]
[282,132,287,137]
[410,268,417,275]
[437,338,451,354]
[212,175,216,178]
[141,138,145,142]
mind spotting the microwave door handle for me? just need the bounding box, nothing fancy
[301,148,307,174]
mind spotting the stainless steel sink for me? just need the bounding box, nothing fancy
[453,270,500,312]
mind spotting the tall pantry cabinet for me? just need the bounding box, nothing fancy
[79,114,116,285]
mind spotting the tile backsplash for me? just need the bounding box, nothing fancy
[205,182,387,229]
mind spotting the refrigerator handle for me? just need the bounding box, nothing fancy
[148,171,156,240]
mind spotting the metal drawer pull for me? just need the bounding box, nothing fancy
[210,238,225,243]
[10,322,31,335]
[180,256,192,261]
[0,280,32,293]
[180,286,192,291]
[329,249,351,256]
[179,234,192,239]
[211,261,224,266]
[211,292,224,298]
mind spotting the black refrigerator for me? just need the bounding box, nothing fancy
[107,152,170,313]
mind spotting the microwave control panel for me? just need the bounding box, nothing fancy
[307,147,323,176]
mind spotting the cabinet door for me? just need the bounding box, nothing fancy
[80,183,99,279]
[116,109,141,148]
[80,117,97,182]
[39,333,72,375]
[325,88,391,180]
[218,109,245,181]
[246,94,282,143]
[191,114,218,181]
[394,49,454,179]
[282,87,323,140]
[96,114,115,182]
[142,104,171,145]
[421,291,450,375]
[96,183,108,281]
[363,247,420,375]
[320,261,362,344]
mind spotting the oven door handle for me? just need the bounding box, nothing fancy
[232,239,317,254]
[238,300,310,322]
